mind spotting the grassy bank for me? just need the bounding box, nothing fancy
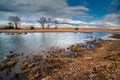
[0,39,120,80]
[0,28,120,33]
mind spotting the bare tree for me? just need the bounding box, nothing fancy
[37,17,47,29]
[47,18,51,29]
[8,16,21,29]
[54,20,58,29]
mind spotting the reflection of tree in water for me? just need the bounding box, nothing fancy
[0,37,7,61]
[40,33,47,49]
[40,33,54,49]
[8,35,25,53]
[0,37,4,53]
[0,34,25,61]
[24,33,54,53]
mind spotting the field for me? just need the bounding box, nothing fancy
[0,27,120,33]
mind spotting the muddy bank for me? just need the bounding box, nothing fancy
[0,39,120,80]
[110,33,120,39]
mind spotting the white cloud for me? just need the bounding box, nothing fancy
[55,18,86,24]
[55,13,120,29]
[0,0,89,19]
[1,13,119,29]
[90,13,120,29]
[0,21,8,26]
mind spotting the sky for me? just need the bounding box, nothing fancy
[0,0,120,28]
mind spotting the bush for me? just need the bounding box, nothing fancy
[16,28,21,30]
[30,26,35,29]
[4,26,14,29]
[75,28,78,30]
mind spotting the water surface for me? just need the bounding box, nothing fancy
[0,32,112,60]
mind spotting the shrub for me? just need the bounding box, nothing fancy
[4,26,14,29]
[75,28,78,30]
[16,28,21,30]
[30,26,35,29]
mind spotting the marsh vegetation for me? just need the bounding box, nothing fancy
[0,38,120,80]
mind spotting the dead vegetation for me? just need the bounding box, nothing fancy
[110,33,120,39]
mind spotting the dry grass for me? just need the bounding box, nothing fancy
[43,40,120,80]
[0,27,120,33]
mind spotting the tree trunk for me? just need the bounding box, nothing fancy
[42,24,44,29]
[55,25,57,29]
[15,23,17,29]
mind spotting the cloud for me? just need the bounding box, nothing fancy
[54,13,120,29]
[104,13,120,24]
[111,0,120,13]
[0,0,89,20]
[0,0,91,28]
[55,18,87,25]
[10,13,119,29]
[0,21,8,26]
[0,0,119,29]
[89,13,120,29]
[103,0,120,13]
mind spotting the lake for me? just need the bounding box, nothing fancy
[0,32,113,61]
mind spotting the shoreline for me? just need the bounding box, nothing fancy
[0,28,120,33]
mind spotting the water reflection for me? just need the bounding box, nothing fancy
[0,32,110,60]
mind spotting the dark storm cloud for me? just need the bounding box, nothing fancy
[0,0,89,20]
[0,0,16,12]
[0,5,15,12]
[0,0,32,12]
